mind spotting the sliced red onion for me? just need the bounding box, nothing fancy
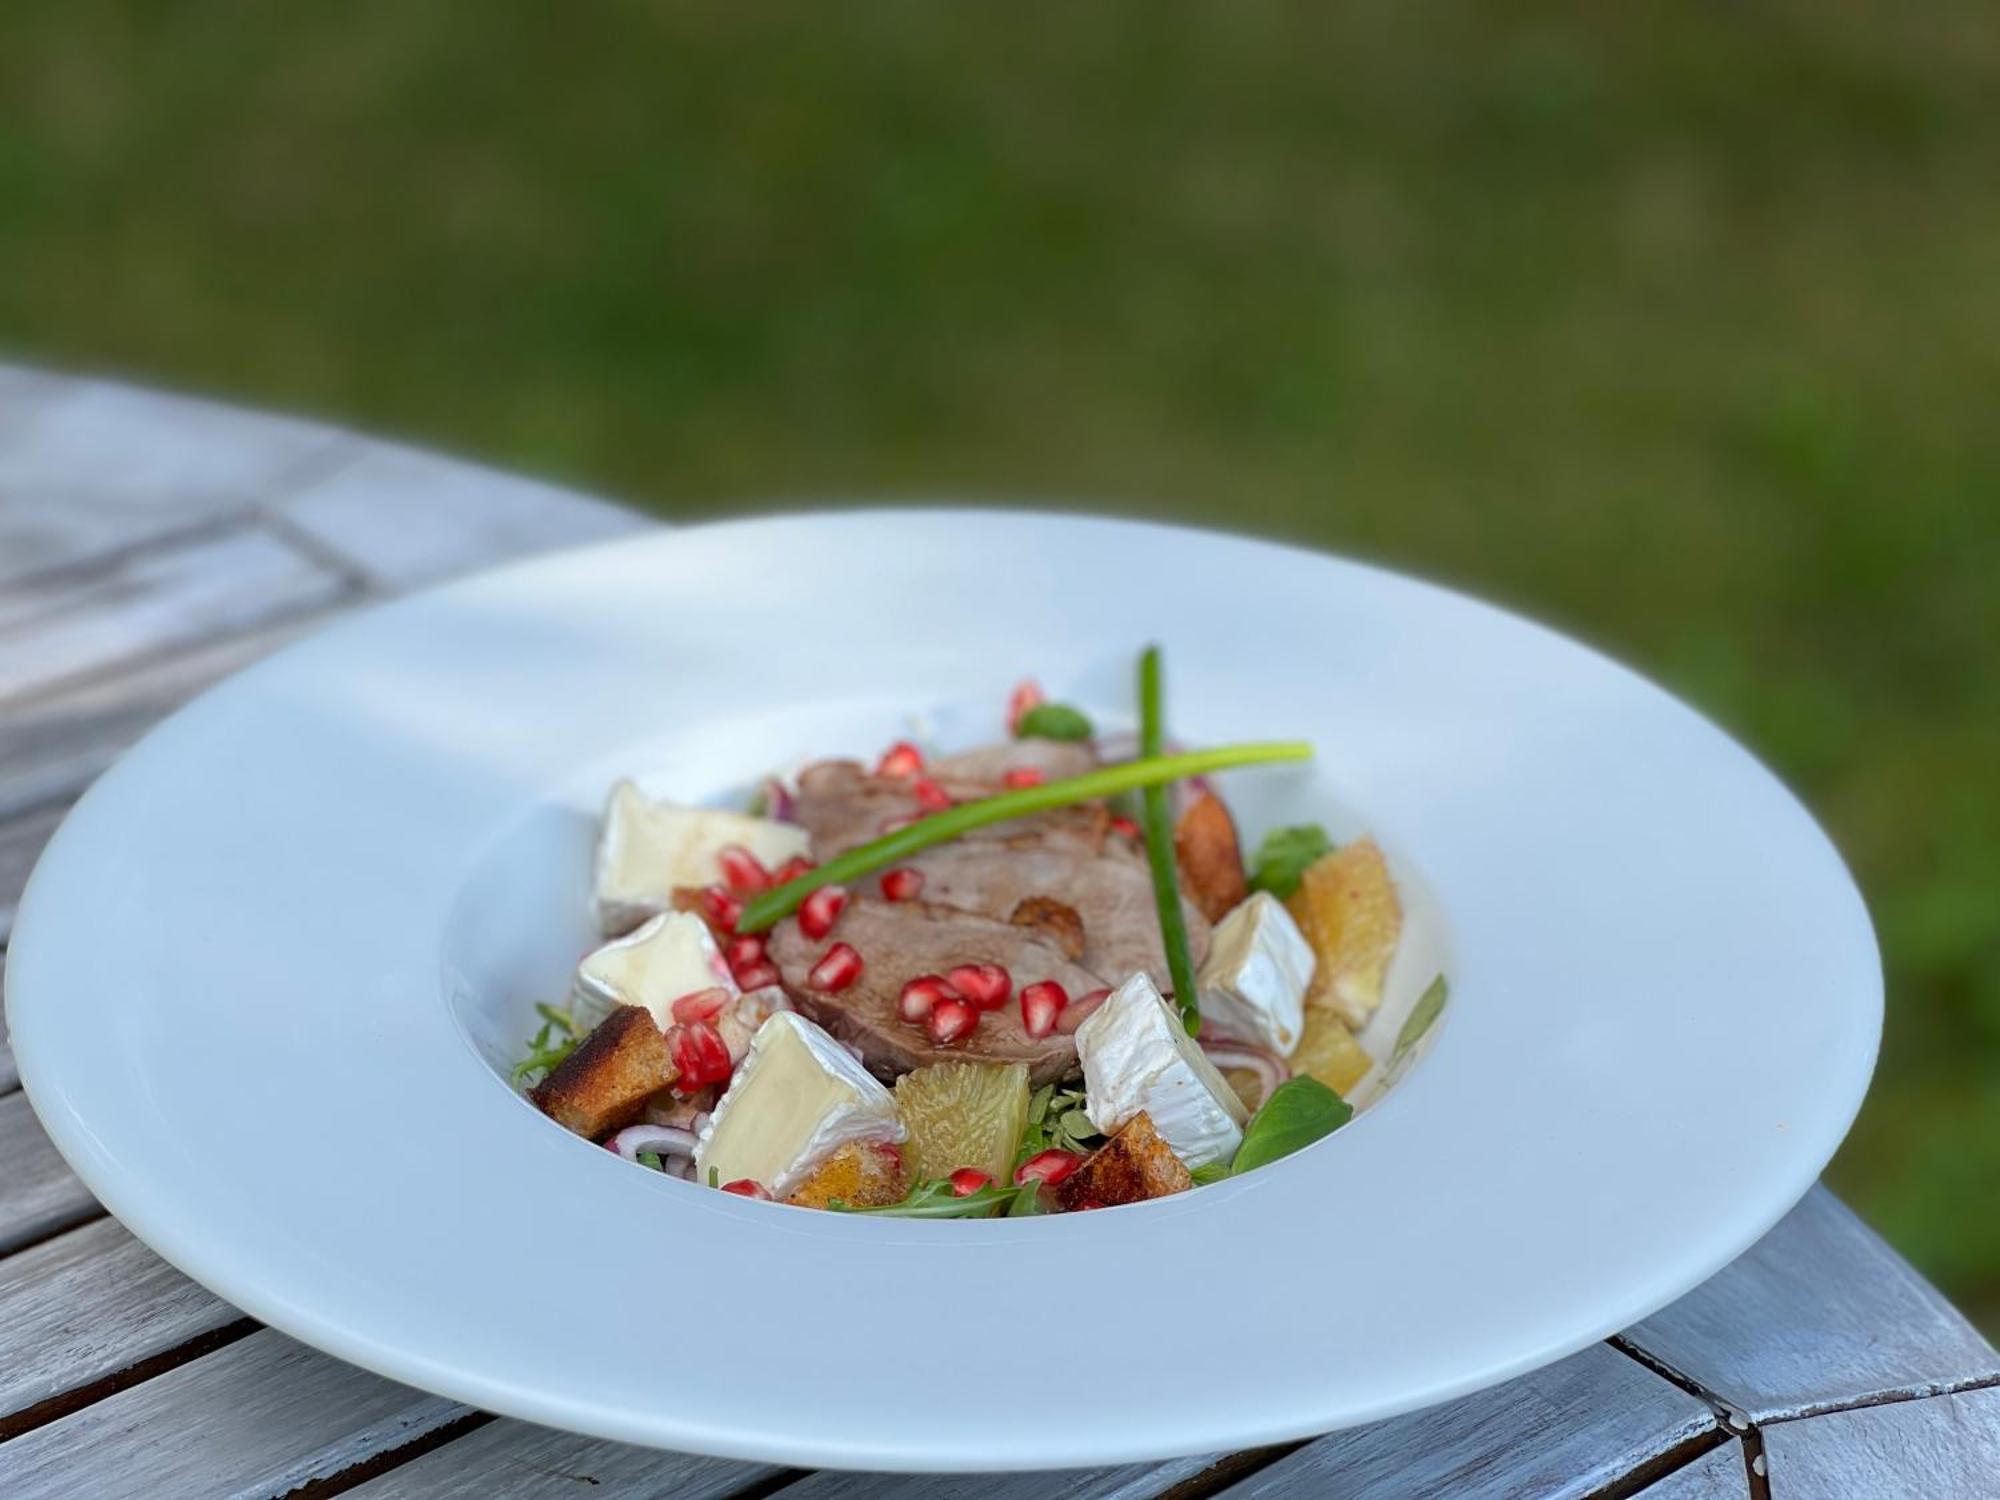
[608,1125,699,1166]
[761,776,797,823]
[1200,1039,1290,1103]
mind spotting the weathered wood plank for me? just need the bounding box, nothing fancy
[1210,1342,1714,1500]
[0,1216,241,1437]
[0,372,349,587]
[1761,1386,2000,1498]
[0,1330,465,1500]
[0,802,68,945]
[1622,1187,2000,1422]
[0,612,327,823]
[0,1089,96,1254]
[0,1004,15,1096]
[270,439,650,591]
[0,523,350,704]
[774,1450,1231,1499]
[342,1420,781,1499]
[1634,1440,1750,1499]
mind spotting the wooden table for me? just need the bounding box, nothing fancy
[1,363,1996,1498]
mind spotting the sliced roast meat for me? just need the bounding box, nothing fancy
[792,758,1110,860]
[902,841,1210,993]
[768,897,1099,1085]
[927,739,1098,784]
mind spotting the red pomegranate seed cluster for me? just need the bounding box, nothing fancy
[898,974,957,1022]
[720,1178,771,1199]
[946,963,1011,1010]
[669,986,731,1025]
[1014,1149,1083,1187]
[912,777,953,813]
[926,995,978,1045]
[808,941,864,992]
[1019,979,1068,1038]
[1109,815,1142,839]
[874,740,925,778]
[798,883,850,941]
[724,934,779,990]
[948,1167,993,1196]
[879,866,925,902]
[773,854,815,884]
[1001,766,1046,788]
[717,844,771,895]
[667,1020,733,1089]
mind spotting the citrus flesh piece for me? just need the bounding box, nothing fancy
[895,1060,1031,1182]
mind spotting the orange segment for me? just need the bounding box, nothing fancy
[1287,837,1402,1029]
[785,1141,907,1209]
[895,1061,1031,1183]
[1287,1008,1374,1096]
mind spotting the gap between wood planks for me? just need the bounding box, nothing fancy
[0,1319,260,1445]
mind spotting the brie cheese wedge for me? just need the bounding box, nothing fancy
[694,1011,904,1198]
[1197,891,1314,1053]
[572,910,738,1033]
[594,780,812,934]
[1076,973,1248,1170]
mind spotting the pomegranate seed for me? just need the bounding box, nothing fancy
[1014,1149,1083,1187]
[667,1021,734,1089]
[879,867,925,902]
[1019,980,1068,1038]
[1056,986,1112,1034]
[948,1167,993,1197]
[724,933,766,970]
[798,884,850,941]
[926,996,978,1045]
[874,740,925,778]
[670,987,731,1024]
[898,974,961,1023]
[717,844,772,895]
[875,1142,904,1174]
[697,884,742,934]
[912,777,953,812]
[773,854,816,884]
[732,959,781,991]
[721,1178,771,1199]
[946,963,1012,1010]
[1007,679,1046,734]
[1109,815,1142,838]
[1001,766,1046,788]
[808,942,864,992]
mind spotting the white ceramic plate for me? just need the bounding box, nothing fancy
[6,511,1880,1472]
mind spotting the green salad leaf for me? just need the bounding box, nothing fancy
[1014,702,1095,742]
[831,1177,1040,1218]
[1247,824,1335,900]
[510,1003,580,1086]
[1231,1076,1353,1175]
[1016,1083,1106,1166]
[1393,975,1449,1062]
[1189,1161,1232,1186]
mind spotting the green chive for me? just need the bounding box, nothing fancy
[1137,645,1203,1034]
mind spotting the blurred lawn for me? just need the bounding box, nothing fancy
[3,5,1996,1318]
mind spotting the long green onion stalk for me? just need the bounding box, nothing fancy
[735,739,1312,933]
[1137,646,1203,1034]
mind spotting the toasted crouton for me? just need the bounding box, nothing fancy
[530,1004,678,1140]
[1056,1112,1193,1210]
[785,1142,908,1210]
[1175,792,1248,922]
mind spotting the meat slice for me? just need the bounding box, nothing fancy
[792,758,1110,860]
[768,898,1100,1085]
[903,842,1210,993]
[928,739,1098,784]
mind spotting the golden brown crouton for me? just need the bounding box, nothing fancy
[530,1005,678,1140]
[1056,1112,1194,1210]
[1008,895,1087,961]
[785,1142,908,1210]
[1175,792,1248,922]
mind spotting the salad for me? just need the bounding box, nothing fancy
[518,648,1445,1216]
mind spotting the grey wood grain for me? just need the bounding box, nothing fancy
[0,522,350,703]
[774,1449,1231,1499]
[1622,1186,2000,1422]
[1761,1386,2000,1498]
[0,370,349,587]
[0,1215,240,1435]
[342,1419,782,1499]
[1210,1342,1714,1500]
[0,1329,465,1500]
[1634,1440,1750,1499]
[0,801,67,945]
[0,611,327,823]
[270,439,650,591]
[0,1006,15,1096]
[0,1089,96,1254]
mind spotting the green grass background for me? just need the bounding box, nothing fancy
[4,5,1996,1320]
